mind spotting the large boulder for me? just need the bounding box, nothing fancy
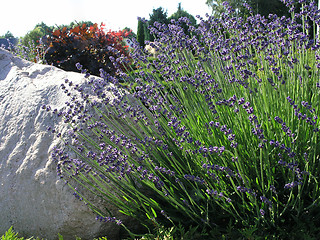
[0,49,127,239]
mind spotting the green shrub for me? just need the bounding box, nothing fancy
[47,1,320,239]
[1,227,24,240]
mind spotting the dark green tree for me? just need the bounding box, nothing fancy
[168,3,197,35]
[0,31,14,39]
[137,19,145,47]
[35,22,54,35]
[144,21,151,42]
[206,0,317,19]
[54,21,94,32]
[245,0,290,17]
[148,7,169,41]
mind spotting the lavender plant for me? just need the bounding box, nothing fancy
[5,39,47,64]
[48,0,320,238]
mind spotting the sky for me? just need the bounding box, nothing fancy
[1,0,212,38]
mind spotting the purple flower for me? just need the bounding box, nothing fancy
[238,97,245,105]
[284,181,302,189]
[75,62,82,70]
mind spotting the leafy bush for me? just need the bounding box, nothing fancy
[6,39,47,63]
[21,26,47,48]
[0,227,89,240]
[1,227,24,240]
[47,0,320,238]
[43,23,131,77]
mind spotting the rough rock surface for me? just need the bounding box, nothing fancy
[0,49,125,240]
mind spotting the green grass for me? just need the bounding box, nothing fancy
[3,224,319,240]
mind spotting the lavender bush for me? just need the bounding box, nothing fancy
[48,0,320,238]
[3,39,47,63]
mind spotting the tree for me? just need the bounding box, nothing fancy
[35,22,54,36]
[21,26,46,47]
[137,19,145,47]
[206,0,317,19]
[148,7,169,41]
[245,0,290,17]
[20,22,54,47]
[20,21,96,47]
[168,3,197,36]
[0,31,14,39]
[54,21,94,32]
[206,0,248,18]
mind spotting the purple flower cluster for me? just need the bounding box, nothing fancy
[287,96,319,132]
[208,120,238,149]
[184,174,205,185]
[202,163,236,179]
[284,181,303,189]
[274,116,295,138]
[160,210,170,220]
[236,97,268,148]
[96,215,122,225]
[154,166,175,177]
[205,189,225,200]
[73,190,83,201]
[269,138,297,160]
[278,159,309,189]
[236,186,257,197]
[237,185,274,209]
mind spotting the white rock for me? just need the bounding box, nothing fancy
[0,49,126,240]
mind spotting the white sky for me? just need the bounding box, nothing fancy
[1,0,211,37]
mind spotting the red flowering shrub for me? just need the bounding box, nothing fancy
[43,23,131,76]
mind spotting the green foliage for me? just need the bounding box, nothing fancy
[1,227,24,240]
[57,234,82,240]
[149,7,169,26]
[246,0,291,17]
[169,3,196,25]
[148,7,169,41]
[9,40,46,63]
[168,3,197,36]
[54,21,94,32]
[47,1,320,239]
[34,22,54,36]
[0,227,44,240]
[206,0,248,17]
[20,22,53,48]
[5,24,49,63]
[20,21,95,48]
[0,31,14,39]
[137,20,145,47]
[130,224,203,240]
[21,26,46,47]
[206,0,318,19]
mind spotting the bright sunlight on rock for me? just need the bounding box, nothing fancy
[0,48,127,240]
